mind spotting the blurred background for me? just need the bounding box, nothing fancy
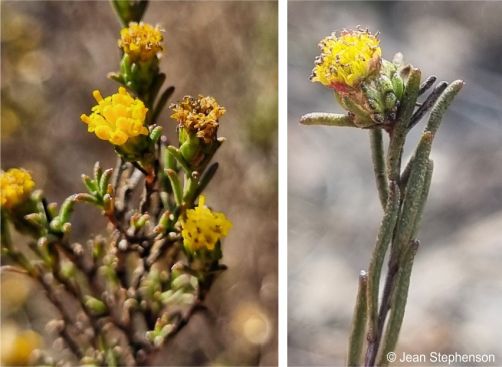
[1,1,277,365]
[289,1,502,365]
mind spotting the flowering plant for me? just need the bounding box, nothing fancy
[302,27,463,367]
[1,1,231,365]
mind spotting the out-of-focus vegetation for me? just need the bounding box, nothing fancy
[1,2,277,365]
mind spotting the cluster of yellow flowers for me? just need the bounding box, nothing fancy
[119,22,163,62]
[170,95,226,143]
[311,29,381,90]
[0,168,35,209]
[80,87,149,146]
[181,195,232,252]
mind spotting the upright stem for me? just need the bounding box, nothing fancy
[386,68,421,182]
[364,69,422,367]
[363,79,463,366]
[365,182,400,359]
[367,133,431,366]
[369,129,389,209]
[377,241,419,367]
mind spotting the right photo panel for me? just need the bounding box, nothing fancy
[288,2,502,366]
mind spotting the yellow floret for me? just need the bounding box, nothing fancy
[80,87,149,146]
[170,95,226,143]
[0,168,35,209]
[312,29,381,90]
[181,195,232,252]
[119,22,163,62]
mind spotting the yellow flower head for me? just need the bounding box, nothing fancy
[1,327,41,366]
[311,28,381,91]
[181,195,232,252]
[119,22,164,62]
[0,168,35,209]
[170,95,226,143]
[80,87,149,146]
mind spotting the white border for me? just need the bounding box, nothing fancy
[278,0,288,365]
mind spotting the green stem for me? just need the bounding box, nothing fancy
[366,182,400,344]
[369,129,389,208]
[377,241,419,367]
[387,68,421,182]
[348,271,368,367]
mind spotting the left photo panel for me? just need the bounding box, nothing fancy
[0,1,278,366]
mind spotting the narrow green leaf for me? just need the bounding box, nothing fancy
[81,174,98,194]
[300,112,355,127]
[410,160,433,239]
[152,86,175,123]
[425,80,464,136]
[74,193,99,205]
[348,271,368,367]
[93,161,103,183]
[108,72,125,86]
[99,168,114,196]
[167,146,191,175]
[164,145,176,171]
[58,195,77,224]
[182,173,199,206]
[194,162,219,198]
[165,169,183,207]
[394,132,432,258]
[134,0,149,22]
[197,137,225,173]
[148,73,166,111]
